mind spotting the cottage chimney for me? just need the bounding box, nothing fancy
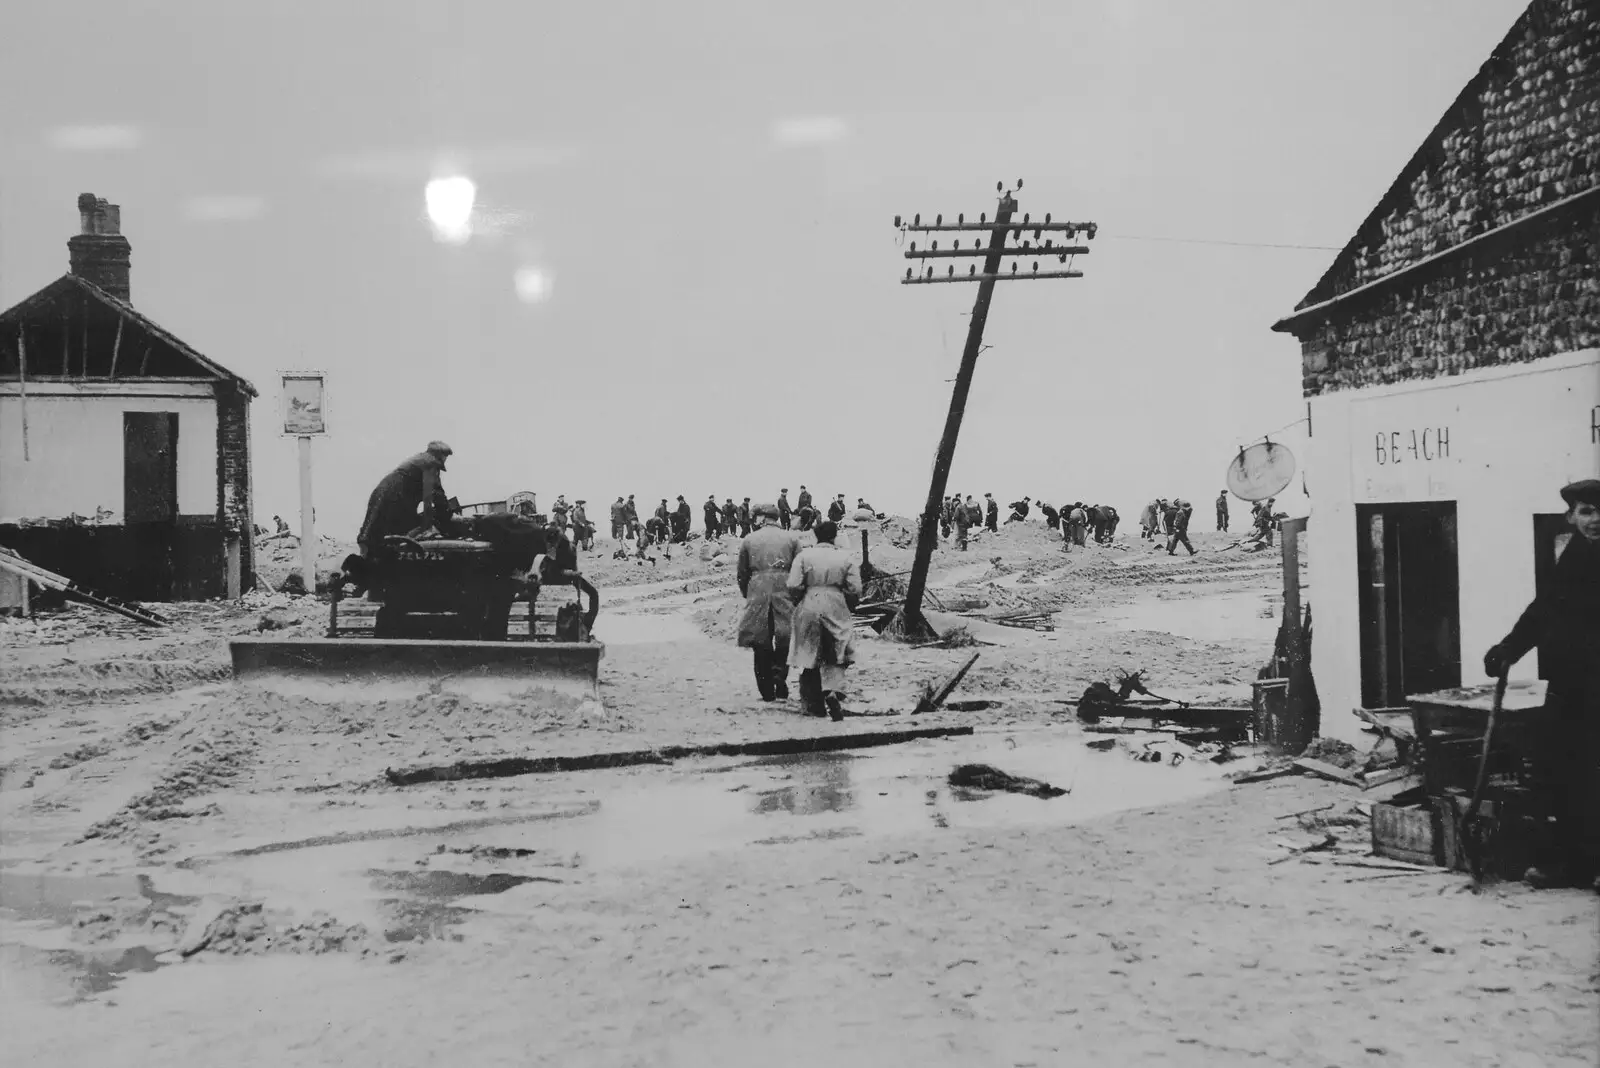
[68,192,132,301]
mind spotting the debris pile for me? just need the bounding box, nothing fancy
[948,763,1067,798]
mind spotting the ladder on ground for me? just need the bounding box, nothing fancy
[0,547,170,627]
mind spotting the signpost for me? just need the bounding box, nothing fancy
[280,372,327,594]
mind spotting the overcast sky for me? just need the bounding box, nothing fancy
[0,0,1528,535]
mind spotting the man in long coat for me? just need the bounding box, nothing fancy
[737,503,802,701]
[778,489,793,530]
[984,493,1000,532]
[738,498,753,537]
[624,495,640,539]
[610,497,627,542]
[358,441,453,557]
[953,496,972,550]
[704,496,722,538]
[673,496,692,543]
[1216,491,1230,533]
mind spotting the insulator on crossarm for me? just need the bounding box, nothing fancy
[1017,178,1023,189]
[1087,224,1097,240]
[996,181,1003,192]
[958,213,964,224]
[914,214,920,226]
[905,267,912,279]
[926,266,933,278]
[969,265,976,276]
[932,240,938,250]
[947,266,954,277]
[980,213,986,223]
[910,241,917,251]
[894,215,901,228]
[1032,261,1038,272]
[1023,213,1029,225]
[1011,263,1017,274]
[1033,229,1041,239]
[936,214,942,226]
[1045,213,1051,224]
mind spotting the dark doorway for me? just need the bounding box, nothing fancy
[1531,513,1571,681]
[1355,502,1461,707]
[124,412,178,599]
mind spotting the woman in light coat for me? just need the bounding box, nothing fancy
[786,520,863,720]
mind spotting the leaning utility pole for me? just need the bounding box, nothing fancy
[891,180,1097,639]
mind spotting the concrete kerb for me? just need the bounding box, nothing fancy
[383,725,979,786]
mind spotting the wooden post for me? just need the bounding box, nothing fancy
[16,327,30,462]
[298,435,316,594]
[896,193,1017,638]
[61,313,69,375]
[1280,516,1306,628]
[108,317,123,379]
[860,528,870,571]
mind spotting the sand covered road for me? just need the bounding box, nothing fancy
[9,519,1593,1065]
[6,774,1596,1067]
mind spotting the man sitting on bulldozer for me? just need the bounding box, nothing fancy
[357,441,454,558]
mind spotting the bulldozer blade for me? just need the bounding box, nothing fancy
[228,637,604,704]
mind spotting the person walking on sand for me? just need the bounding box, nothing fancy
[737,503,802,702]
[787,520,862,721]
[953,495,972,550]
[1216,491,1230,533]
[1167,499,1197,556]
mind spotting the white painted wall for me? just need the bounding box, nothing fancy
[1306,348,1600,742]
[0,385,218,522]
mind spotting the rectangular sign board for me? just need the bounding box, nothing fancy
[280,372,327,436]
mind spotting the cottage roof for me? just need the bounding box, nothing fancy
[0,273,258,397]
[1275,0,1597,331]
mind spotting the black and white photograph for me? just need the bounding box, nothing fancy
[0,1,1596,1064]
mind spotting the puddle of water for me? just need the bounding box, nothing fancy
[366,869,563,942]
[0,872,193,927]
[1096,589,1282,643]
[0,943,167,1002]
[149,731,1233,939]
[593,613,705,646]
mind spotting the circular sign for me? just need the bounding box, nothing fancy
[1226,441,1296,502]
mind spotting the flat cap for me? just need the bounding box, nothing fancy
[1560,478,1600,507]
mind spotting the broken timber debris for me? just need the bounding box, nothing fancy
[948,763,1067,798]
[0,546,169,626]
[385,725,977,786]
[912,651,981,714]
[1292,758,1363,786]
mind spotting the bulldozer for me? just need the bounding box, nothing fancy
[228,497,603,702]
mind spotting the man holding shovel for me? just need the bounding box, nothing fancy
[1483,479,1600,891]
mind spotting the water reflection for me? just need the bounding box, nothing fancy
[752,756,855,816]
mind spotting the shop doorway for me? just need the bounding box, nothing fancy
[1355,502,1461,707]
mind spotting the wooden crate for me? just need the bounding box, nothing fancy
[1371,801,1441,866]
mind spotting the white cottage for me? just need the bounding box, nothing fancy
[0,194,258,600]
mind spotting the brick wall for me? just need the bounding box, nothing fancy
[216,384,256,592]
[1301,0,1600,306]
[1296,205,1600,394]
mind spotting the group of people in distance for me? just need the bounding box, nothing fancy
[591,488,877,561]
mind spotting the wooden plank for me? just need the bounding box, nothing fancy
[913,651,981,714]
[1360,766,1411,790]
[1293,757,1362,786]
